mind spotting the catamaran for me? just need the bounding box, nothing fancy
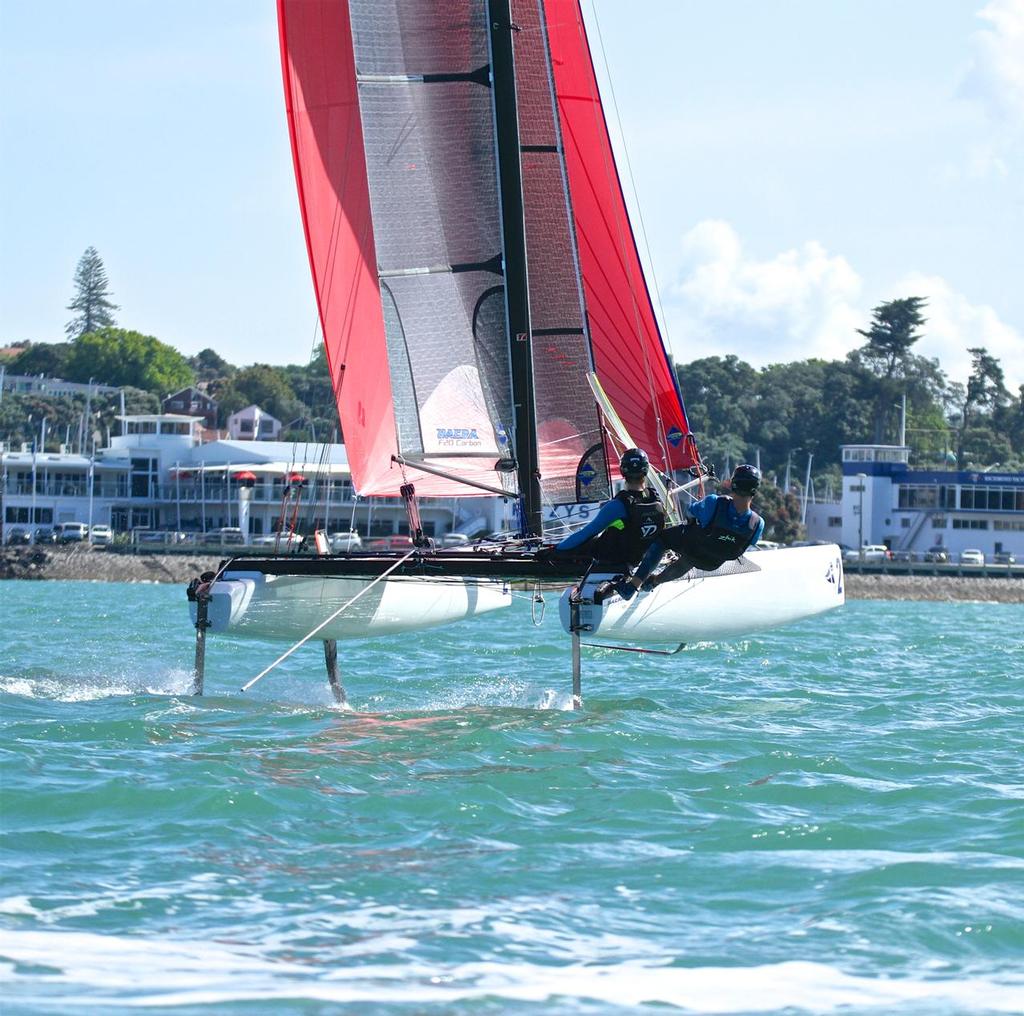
[187,0,843,699]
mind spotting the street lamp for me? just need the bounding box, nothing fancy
[857,472,867,558]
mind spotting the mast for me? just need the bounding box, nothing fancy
[489,0,542,536]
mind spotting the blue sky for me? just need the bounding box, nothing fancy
[2,0,1021,390]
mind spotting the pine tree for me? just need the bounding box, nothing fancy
[65,246,119,339]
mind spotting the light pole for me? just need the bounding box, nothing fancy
[857,472,867,557]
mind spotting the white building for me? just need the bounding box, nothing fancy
[227,405,281,441]
[822,443,1024,560]
[2,414,506,543]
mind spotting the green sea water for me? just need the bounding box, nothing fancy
[1,579,1022,1014]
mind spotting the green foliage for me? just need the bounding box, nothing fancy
[64,328,194,396]
[7,341,73,378]
[954,347,1010,468]
[189,348,236,384]
[676,312,1014,490]
[65,247,119,339]
[855,296,927,375]
[218,364,302,424]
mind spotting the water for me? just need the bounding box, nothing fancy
[1,580,1022,1014]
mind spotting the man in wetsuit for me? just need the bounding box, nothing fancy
[613,463,765,600]
[550,448,667,574]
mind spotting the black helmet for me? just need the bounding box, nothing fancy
[619,447,649,480]
[731,463,761,495]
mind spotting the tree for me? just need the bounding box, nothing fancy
[189,347,236,384]
[852,296,928,442]
[7,341,73,378]
[65,247,119,339]
[217,364,301,423]
[954,347,1009,468]
[64,327,194,395]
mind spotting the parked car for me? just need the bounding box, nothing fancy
[33,527,57,545]
[923,546,949,563]
[6,526,31,546]
[215,527,245,545]
[55,522,89,544]
[891,550,917,563]
[329,530,363,553]
[90,524,113,545]
[959,548,985,566]
[438,532,471,548]
[366,535,415,551]
[993,551,1016,565]
[843,544,892,562]
[251,532,304,549]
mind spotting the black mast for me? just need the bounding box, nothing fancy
[489,0,542,537]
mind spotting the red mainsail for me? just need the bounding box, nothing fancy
[278,0,515,499]
[543,0,697,473]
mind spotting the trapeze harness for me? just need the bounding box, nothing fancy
[669,496,762,571]
[590,488,666,566]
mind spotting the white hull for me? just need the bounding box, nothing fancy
[190,569,512,642]
[559,544,845,643]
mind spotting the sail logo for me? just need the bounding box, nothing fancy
[578,462,597,487]
[667,426,683,447]
[436,426,482,448]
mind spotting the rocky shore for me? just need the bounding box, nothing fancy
[0,546,223,584]
[2,546,1021,603]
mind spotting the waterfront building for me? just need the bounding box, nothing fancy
[805,443,1024,560]
[0,371,121,400]
[227,405,281,441]
[1,414,506,543]
[161,386,219,429]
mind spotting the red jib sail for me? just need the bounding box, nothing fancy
[542,0,697,473]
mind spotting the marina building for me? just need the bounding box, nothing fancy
[805,443,1024,560]
[1,414,506,543]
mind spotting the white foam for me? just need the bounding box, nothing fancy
[0,668,194,702]
[2,929,1022,1012]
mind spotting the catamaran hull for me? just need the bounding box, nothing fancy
[558,544,845,643]
[190,569,512,642]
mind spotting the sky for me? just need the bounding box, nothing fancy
[1,0,1022,391]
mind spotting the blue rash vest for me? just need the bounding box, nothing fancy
[687,494,765,546]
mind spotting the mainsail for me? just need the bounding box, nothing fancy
[278,0,697,534]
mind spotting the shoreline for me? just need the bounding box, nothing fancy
[2,547,1021,603]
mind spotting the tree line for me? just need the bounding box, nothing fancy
[675,297,1024,490]
[2,248,338,450]
[4,250,1022,494]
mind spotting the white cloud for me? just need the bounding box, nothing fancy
[663,220,1024,392]
[665,220,863,364]
[961,0,1024,127]
[894,272,1024,390]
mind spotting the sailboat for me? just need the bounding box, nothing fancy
[188,0,842,671]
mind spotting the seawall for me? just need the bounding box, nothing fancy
[2,546,1022,603]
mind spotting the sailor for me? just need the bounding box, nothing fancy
[613,463,766,599]
[546,448,667,572]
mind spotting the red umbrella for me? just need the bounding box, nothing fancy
[286,472,308,486]
[233,470,258,484]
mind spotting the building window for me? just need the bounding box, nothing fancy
[932,516,946,528]
[952,518,989,530]
[994,520,1024,531]
[828,516,842,527]
[901,518,911,527]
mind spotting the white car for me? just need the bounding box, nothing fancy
[55,522,89,544]
[90,524,113,545]
[843,544,892,562]
[959,548,985,566]
[329,531,363,553]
